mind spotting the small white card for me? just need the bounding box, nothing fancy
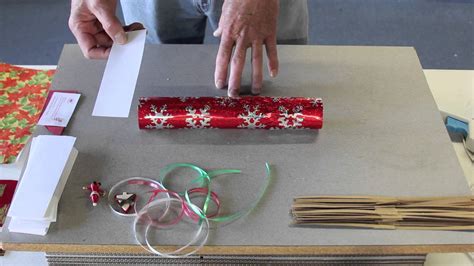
[38,92,80,127]
[92,29,146,117]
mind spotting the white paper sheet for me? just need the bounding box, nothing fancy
[92,29,146,117]
[8,190,59,235]
[38,92,80,127]
[8,218,50,236]
[8,136,76,220]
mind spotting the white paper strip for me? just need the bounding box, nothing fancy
[92,29,146,117]
[8,218,50,236]
[8,136,76,220]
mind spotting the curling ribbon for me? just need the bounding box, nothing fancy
[134,198,210,258]
[107,177,168,217]
[109,163,272,257]
[159,163,272,224]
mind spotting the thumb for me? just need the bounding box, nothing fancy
[95,10,127,44]
[213,27,222,37]
[213,15,224,37]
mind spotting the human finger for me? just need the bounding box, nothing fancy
[265,36,279,77]
[214,34,234,89]
[228,40,248,97]
[94,32,113,47]
[213,27,222,37]
[93,9,127,44]
[123,22,145,32]
[73,30,109,59]
[251,41,263,95]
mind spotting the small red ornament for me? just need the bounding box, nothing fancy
[83,181,106,206]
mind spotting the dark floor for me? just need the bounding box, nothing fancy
[0,0,473,69]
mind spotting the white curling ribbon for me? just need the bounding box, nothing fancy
[134,198,209,258]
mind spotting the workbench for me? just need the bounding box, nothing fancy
[2,45,473,264]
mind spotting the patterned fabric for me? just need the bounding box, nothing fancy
[0,63,55,164]
[0,180,18,227]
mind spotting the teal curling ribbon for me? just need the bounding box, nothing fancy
[159,163,212,216]
[159,163,272,224]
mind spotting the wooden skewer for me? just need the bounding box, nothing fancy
[291,195,474,231]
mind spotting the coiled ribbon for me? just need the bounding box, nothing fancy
[108,163,272,257]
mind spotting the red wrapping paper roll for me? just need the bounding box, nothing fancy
[138,96,323,129]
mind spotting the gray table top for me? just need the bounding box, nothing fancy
[2,45,473,252]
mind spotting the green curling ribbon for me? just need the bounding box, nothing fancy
[159,162,272,224]
[159,163,212,217]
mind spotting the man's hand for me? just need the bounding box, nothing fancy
[214,0,279,97]
[69,0,142,59]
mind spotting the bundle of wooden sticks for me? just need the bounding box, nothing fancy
[291,196,474,231]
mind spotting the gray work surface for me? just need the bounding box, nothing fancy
[2,45,473,248]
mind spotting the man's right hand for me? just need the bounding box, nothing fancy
[69,0,139,59]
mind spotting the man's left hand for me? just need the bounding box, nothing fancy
[214,0,279,97]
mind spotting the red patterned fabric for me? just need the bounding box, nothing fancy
[0,180,18,227]
[0,63,55,163]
